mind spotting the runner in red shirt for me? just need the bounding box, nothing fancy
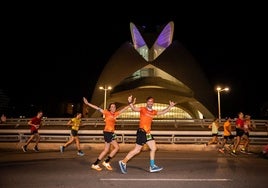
[22,111,43,152]
[231,112,245,155]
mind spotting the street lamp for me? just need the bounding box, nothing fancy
[216,86,229,122]
[99,86,112,109]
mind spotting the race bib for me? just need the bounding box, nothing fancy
[146,133,152,140]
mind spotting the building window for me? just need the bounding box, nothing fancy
[120,103,192,119]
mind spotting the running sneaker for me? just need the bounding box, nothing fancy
[218,148,225,154]
[149,165,163,173]
[102,161,113,170]
[60,146,64,153]
[33,146,39,152]
[119,160,127,174]
[77,151,85,156]
[227,144,233,150]
[231,150,237,156]
[91,164,102,171]
[22,145,27,152]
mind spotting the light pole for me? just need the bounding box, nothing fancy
[99,85,112,110]
[216,86,229,122]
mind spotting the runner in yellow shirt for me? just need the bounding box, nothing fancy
[60,112,85,156]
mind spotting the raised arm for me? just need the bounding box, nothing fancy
[157,100,176,116]
[128,95,140,112]
[118,105,130,114]
[83,97,103,113]
[118,97,136,114]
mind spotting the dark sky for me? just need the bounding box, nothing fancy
[1,8,268,118]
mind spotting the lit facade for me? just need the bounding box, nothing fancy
[86,21,216,119]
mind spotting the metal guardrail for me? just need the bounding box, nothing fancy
[0,118,267,144]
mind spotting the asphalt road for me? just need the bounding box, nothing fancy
[0,147,267,188]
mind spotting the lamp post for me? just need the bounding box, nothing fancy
[216,87,229,122]
[99,86,112,110]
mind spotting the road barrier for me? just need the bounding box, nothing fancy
[0,118,267,145]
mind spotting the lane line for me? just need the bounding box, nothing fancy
[100,178,232,181]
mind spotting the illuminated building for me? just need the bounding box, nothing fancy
[87,21,216,119]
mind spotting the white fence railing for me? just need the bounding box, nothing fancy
[0,118,267,144]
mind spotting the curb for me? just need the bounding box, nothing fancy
[0,142,265,153]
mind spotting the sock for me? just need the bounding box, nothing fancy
[150,159,155,167]
[94,159,101,165]
[105,156,112,163]
[122,157,129,164]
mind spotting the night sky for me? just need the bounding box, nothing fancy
[1,8,267,119]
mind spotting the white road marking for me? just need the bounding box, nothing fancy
[100,178,232,181]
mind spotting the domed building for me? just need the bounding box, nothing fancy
[86,21,216,119]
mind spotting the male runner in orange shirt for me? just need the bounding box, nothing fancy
[119,95,176,174]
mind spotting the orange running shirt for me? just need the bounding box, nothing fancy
[223,120,232,136]
[103,109,120,132]
[139,107,157,133]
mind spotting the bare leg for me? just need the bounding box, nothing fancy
[97,142,111,160]
[109,140,119,158]
[64,136,75,147]
[219,138,227,149]
[233,136,241,152]
[25,135,35,146]
[146,140,157,160]
[35,134,40,147]
[122,144,143,163]
[74,137,81,151]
